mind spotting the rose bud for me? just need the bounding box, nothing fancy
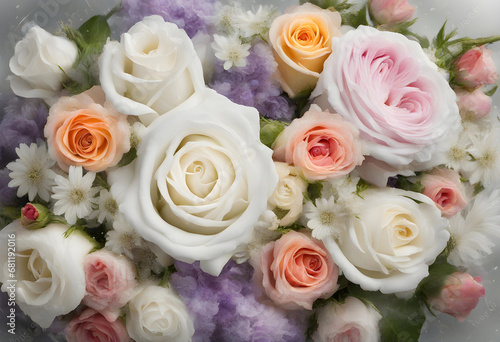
[421,168,468,217]
[369,0,415,26]
[428,272,486,322]
[456,88,492,121]
[455,45,498,89]
[20,203,51,229]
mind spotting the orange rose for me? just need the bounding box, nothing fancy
[44,86,130,172]
[269,3,341,97]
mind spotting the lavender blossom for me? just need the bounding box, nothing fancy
[0,96,48,168]
[170,260,308,342]
[210,42,295,121]
[119,0,216,38]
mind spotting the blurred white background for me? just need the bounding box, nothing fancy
[0,0,499,341]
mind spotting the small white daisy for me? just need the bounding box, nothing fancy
[91,189,119,224]
[7,142,57,202]
[444,130,473,172]
[212,34,251,70]
[235,5,277,38]
[106,216,144,259]
[447,186,500,267]
[302,196,354,240]
[52,166,98,225]
[466,127,500,186]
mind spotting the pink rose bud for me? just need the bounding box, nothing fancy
[369,0,415,25]
[421,168,468,217]
[456,88,492,120]
[251,230,339,310]
[83,250,136,321]
[20,203,51,229]
[455,45,498,88]
[429,272,486,322]
[65,308,130,342]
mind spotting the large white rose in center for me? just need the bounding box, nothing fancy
[109,90,278,275]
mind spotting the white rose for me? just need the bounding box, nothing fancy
[99,15,206,126]
[0,221,94,328]
[268,162,308,226]
[126,284,194,342]
[8,26,78,104]
[109,89,278,276]
[313,296,382,342]
[323,187,450,293]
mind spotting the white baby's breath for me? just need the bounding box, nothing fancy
[7,142,57,202]
[447,186,500,267]
[235,5,277,38]
[91,189,119,224]
[302,196,353,240]
[106,216,145,259]
[212,3,244,34]
[212,34,251,70]
[52,166,98,225]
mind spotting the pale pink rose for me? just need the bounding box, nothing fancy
[369,0,415,25]
[252,230,339,310]
[456,88,492,120]
[421,168,468,217]
[269,3,342,97]
[65,308,130,342]
[312,26,460,170]
[44,86,131,172]
[429,272,486,322]
[83,250,135,321]
[455,45,498,88]
[273,105,364,181]
[313,296,382,342]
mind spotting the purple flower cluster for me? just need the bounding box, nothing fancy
[170,260,308,342]
[119,0,215,38]
[210,42,295,122]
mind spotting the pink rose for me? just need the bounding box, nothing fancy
[83,250,135,321]
[421,168,468,217]
[65,308,130,342]
[429,272,486,322]
[252,230,339,310]
[44,86,131,172]
[456,88,492,120]
[273,105,364,181]
[369,0,415,25]
[455,45,498,88]
[313,296,382,342]
[312,26,460,170]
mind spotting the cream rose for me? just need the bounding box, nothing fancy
[323,187,450,293]
[268,162,308,226]
[269,3,341,97]
[126,284,194,342]
[8,25,78,104]
[99,15,206,126]
[109,90,277,276]
[0,221,94,328]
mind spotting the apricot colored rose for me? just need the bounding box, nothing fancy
[45,86,130,172]
[273,105,364,181]
[269,3,341,97]
[252,230,339,310]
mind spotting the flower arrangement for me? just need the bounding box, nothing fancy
[1,0,499,341]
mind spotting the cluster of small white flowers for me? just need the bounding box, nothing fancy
[212,34,251,70]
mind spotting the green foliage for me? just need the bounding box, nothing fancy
[355,178,371,197]
[260,117,286,148]
[484,85,498,97]
[159,264,178,287]
[394,174,424,193]
[305,181,324,203]
[276,221,304,234]
[117,148,138,168]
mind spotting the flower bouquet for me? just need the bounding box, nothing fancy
[1,0,499,341]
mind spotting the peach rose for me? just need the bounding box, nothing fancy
[273,105,364,181]
[368,0,415,25]
[44,86,131,172]
[421,168,468,217]
[428,272,485,322]
[252,230,339,310]
[455,45,498,88]
[65,308,130,342]
[456,88,492,120]
[269,3,341,97]
[83,250,136,321]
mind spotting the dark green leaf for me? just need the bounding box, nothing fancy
[484,85,498,97]
[117,148,138,167]
[78,15,112,54]
[306,181,324,203]
[395,175,424,193]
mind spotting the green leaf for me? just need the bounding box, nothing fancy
[306,181,324,203]
[78,15,112,54]
[394,175,424,193]
[355,178,371,198]
[117,147,138,167]
[159,264,177,287]
[276,221,303,234]
[260,118,285,148]
[484,85,498,97]
[0,206,22,221]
